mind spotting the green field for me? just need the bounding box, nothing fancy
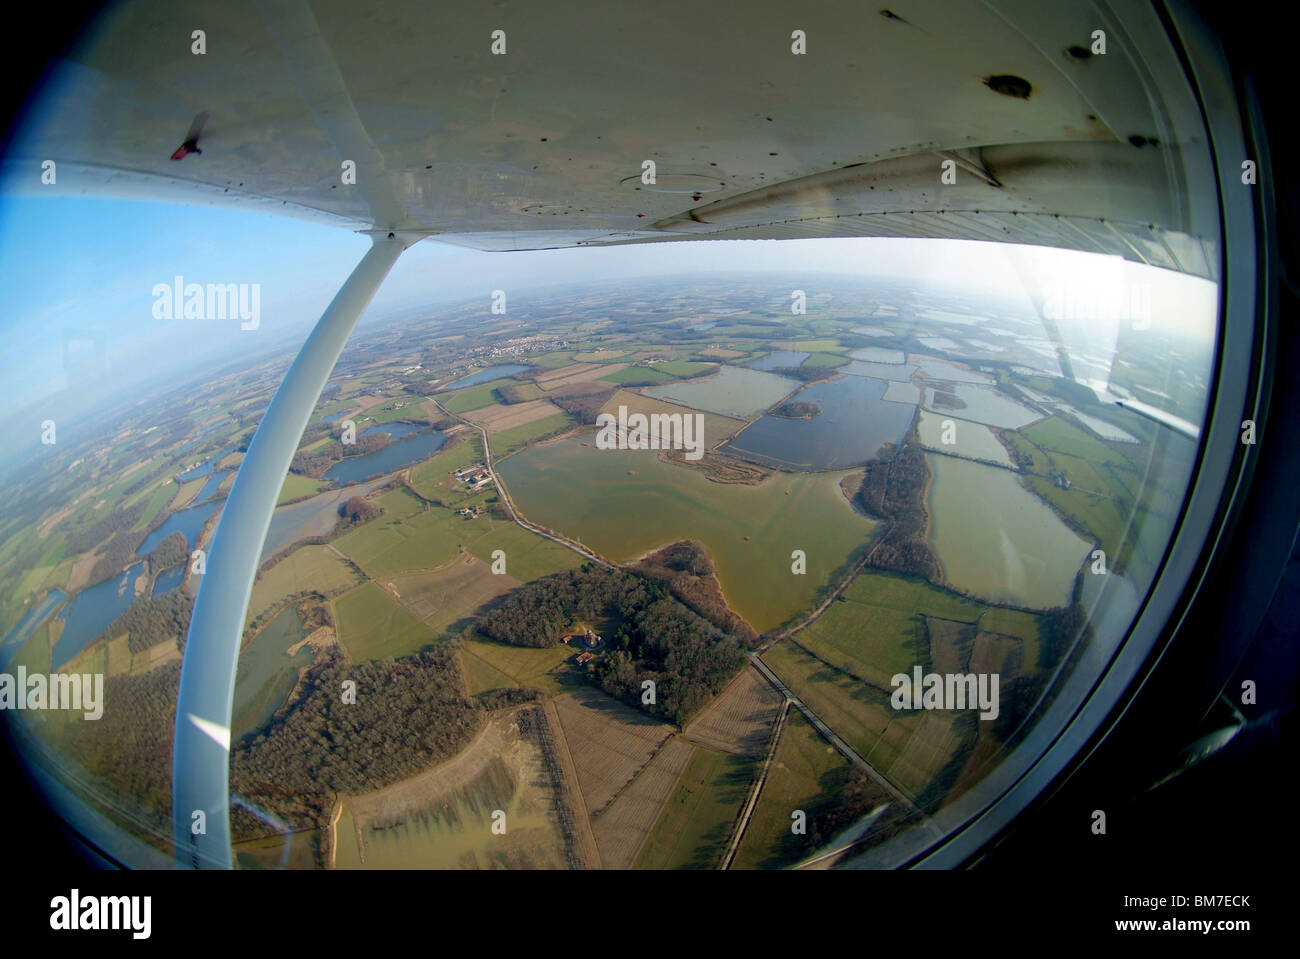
[635,746,756,869]
[654,360,714,377]
[334,582,434,661]
[277,474,327,504]
[497,436,876,633]
[247,545,362,623]
[801,352,849,369]
[460,636,576,693]
[762,642,919,783]
[790,339,845,352]
[408,432,485,503]
[598,366,675,385]
[732,711,850,869]
[490,412,574,456]
[443,378,526,414]
[1021,415,1138,468]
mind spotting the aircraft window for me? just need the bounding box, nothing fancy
[0,0,1254,871]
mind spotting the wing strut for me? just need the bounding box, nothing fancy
[172,233,410,868]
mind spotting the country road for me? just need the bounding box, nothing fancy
[431,399,613,569]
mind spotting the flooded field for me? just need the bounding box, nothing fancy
[849,347,906,364]
[927,455,1091,609]
[151,565,186,597]
[747,350,809,371]
[722,375,915,469]
[643,365,801,418]
[261,475,394,559]
[916,410,1013,466]
[232,606,313,740]
[923,383,1041,429]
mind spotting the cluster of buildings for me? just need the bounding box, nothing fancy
[458,504,483,520]
[562,628,603,667]
[453,462,493,492]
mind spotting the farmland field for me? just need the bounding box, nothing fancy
[591,737,694,869]
[334,581,435,661]
[553,685,675,814]
[635,746,757,869]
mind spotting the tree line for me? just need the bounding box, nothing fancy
[477,562,747,725]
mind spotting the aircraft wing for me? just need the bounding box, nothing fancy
[3,0,1217,277]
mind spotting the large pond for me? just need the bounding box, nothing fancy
[138,500,220,555]
[927,454,1091,609]
[497,434,874,632]
[363,421,422,440]
[53,564,143,669]
[232,605,314,741]
[177,445,236,483]
[643,365,801,418]
[322,430,446,484]
[151,564,187,597]
[444,364,532,389]
[722,375,915,469]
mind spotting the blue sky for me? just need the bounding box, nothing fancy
[0,193,1217,420]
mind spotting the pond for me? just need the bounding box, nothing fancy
[151,564,187,597]
[138,500,220,555]
[444,364,532,389]
[322,430,446,484]
[722,375,916,469]
[53,564,143,669]
[362,421,422,440]
[232,605,314,741]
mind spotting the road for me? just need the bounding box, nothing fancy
[431,399,613,569]
[750,652,941,838]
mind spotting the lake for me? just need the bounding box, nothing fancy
[748,350,809,371]
[644,365,801,418]
[191,469,230,504]
[497,434,875,632]
[927,455,1091,609]
[151,564,187,597]
[138,500,220,555]
[322,430,446,484]
[177,446,236,483]
[722,375,915,469]
[232,605,313,741]
[53,564,143,669]
[444,364,531,389]
[362,421,422,440]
